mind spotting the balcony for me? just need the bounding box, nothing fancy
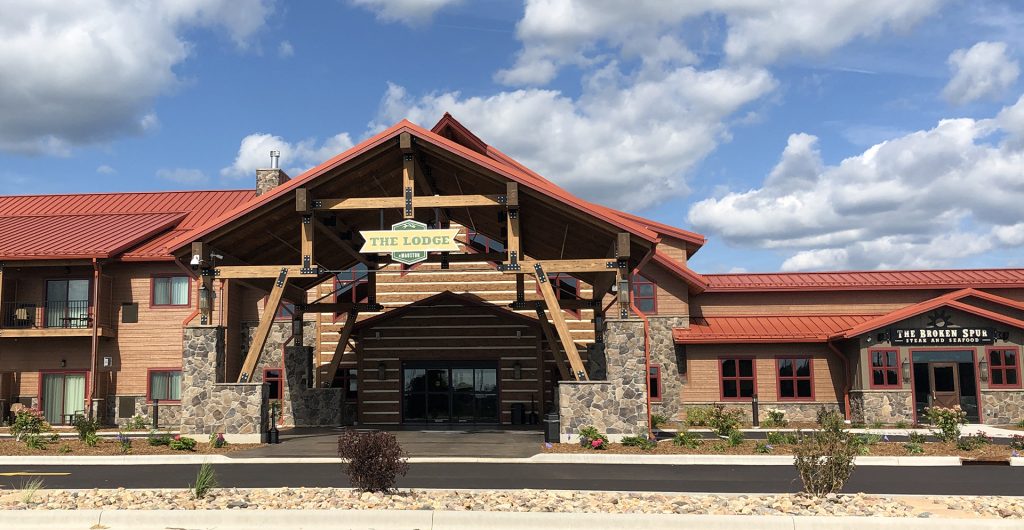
[0,301,115,338]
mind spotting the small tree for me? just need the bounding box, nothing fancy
[793,410,858,496]
[338,431,409,493]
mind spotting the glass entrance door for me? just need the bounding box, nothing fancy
[929,362,960,408]
[402,363,499,424]
[41,372,86,425]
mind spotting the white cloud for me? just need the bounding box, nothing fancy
[221,132,355,179]
[375,61,776,210]
[96,165,117,175]
[943,41,1020,105]
[278,40,294,58]
[0,0,275,155]
[498,0,942,86]
[157,167,208,185]
[350,0,460,26]
[688,95,1024,270]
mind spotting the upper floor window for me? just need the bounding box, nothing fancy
[777,357,813,400]
[334,264,369,304]
[988,348,1021,388]
[464,229,505,254]
[632,274,656,314]
[869,349,901,389]
[152,276,190,307]
[275,301,296,321]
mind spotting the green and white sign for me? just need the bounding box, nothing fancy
[359,220,460,265]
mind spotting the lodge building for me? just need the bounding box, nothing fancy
[0,114,1021,440]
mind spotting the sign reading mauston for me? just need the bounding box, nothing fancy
[892,327,996,345]
[359,220,460,265]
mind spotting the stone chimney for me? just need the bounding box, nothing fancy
[255,150,290,196]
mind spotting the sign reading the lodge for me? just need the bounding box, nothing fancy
[891,327,996,345]
[359,220,460,265]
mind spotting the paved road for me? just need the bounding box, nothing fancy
[0,463,1020,495]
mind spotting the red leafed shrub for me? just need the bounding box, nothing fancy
[338,431,409,492]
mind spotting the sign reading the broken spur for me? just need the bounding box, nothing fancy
[359,220,460,265]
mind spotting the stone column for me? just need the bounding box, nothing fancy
[647,316,688,420]
[284,345,344,427]
[558,319,649,442]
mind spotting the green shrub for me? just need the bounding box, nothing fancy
[116,432,132,454]
[169,435,198,451]
[190,463,218,499]
[766,431,798,445]
[868,421,884,429]
[148,432,172,446]
[83,432,99,447]
[956,432,993,452]
[924,406,967,442]
[816,409,845,432]
[708,405,743,436]
[209,432,228,449]
[726,429,744,447]
[894,420,909,429]
[10,409,48,442]
[58,444,72,454]
[709,442,726,453]
[621,435,657,450]
[1015,419,1024,429]
[24,435,47,450]
[71,414,99,441]
[337,431,409,493]
[904,442,924,454]
[855,433,882,446]
[764,409,788,428]
[1010,435,1024,451]
[793,417,858,497]
[578,426,610,450]
[672,430,702,449]
[685,406,713,427]
[907,432,927,444]
[127,415,150,431]
[650,414,670,429]
[754,441,772,454]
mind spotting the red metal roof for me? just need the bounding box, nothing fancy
[835,288,1024,339]
[673,314,881,344]
[0,212,185,260]
[0,190,256,260]
[704,269,1024,292]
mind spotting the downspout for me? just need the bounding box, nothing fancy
[827,340,852,421]
[627,243,657,440]
[89,259,101,419]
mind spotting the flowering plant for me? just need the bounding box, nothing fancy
[209,432,228,449]
[578,426,609,450]
[924,406,967,442]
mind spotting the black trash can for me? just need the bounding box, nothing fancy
[511,403,525,425]
[544,413,560,444]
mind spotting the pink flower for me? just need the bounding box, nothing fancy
[591,439,602,448]
[174,435,181,441]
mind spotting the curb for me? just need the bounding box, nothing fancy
[2,509,1020,529]
[0,454,972,466]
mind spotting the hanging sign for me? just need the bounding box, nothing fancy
[359,220,460,265]
[891,327,996,345]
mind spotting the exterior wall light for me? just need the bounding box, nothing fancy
[901,358,911,381]
[377,361,387,381]
[979,356,989,382]
[513,361,522,380]
[198,283,211,312]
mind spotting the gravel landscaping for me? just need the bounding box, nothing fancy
[1,488,1021,518]
[544,440,1019,459]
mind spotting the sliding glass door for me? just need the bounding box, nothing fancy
[45,279,90,328]
[41,372,86,425]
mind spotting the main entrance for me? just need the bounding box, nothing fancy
[401,362,499,424]
[911,350,979,422]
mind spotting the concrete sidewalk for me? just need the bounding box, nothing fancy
[3,509,1020,529]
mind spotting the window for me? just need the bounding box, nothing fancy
[275,301,296,321]
[338,368,358,400]
[264,368,284,401]
[719,357,755,400]
[988,348,1021,388]
[632,274,656,314]
[152,276,190,307]
[148,370,181,401]
[464,229,505,254]
[777,357,813,400]
[869,349,901,389]
[649,365,662,401]
[334,265,369,304]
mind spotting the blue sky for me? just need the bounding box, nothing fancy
[3,1,1024,273]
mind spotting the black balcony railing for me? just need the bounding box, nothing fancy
[1,301,93,329]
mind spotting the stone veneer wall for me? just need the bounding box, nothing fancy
[558,319,649,442]
[681,402,841,424]
[243,321,320,427]
[180,326,267,439]
[647,316,688,421]
[283,345,346,426]
[849,391,914,425]
[105,397,182,429]
[980,391,1024,425]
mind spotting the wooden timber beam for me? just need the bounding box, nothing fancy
[534,303,570,381]
[314,219,374,267]
[505,182,521,270]
[422,252,505,264]
[213,265,319,279]
[322,309,359,387]
[297,189,316,274]
[401,132,415,219]
[616,232,631,319]
[507,258,628,274]
[315,195,506,210]
[238,268,289,382]
[533,266,588,381]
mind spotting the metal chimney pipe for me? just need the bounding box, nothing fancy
[270,150,281,169]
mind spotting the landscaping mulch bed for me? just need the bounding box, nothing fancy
[1,488,1021,518]
[544,440,1017,459]
[0,439,257,456]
